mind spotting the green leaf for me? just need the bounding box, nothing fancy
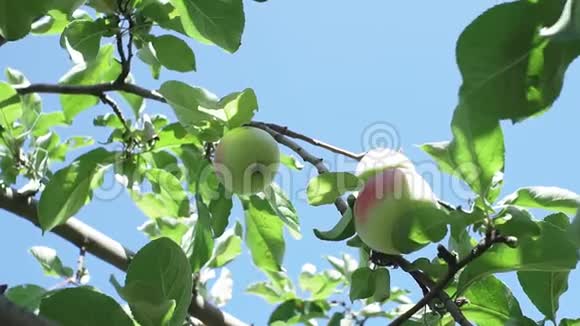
[171,145,205,193]
[313,206,354,241]
[268,299,327,325]
[29,246,73,279]
[448,209,485,259]
[326,253,359,279]
[280,153,303,171]
[221,88,258,128]
[459,276,533,326]
[35,132,67,163]
[418,141,456,174]
[5,284,47,312]
[349,267,374,301]
[87,0,116,13]
[138,217,192,244]
[328,313,344,326]
[32,111,67,137]
[39,287,133,326]
[94,113,124,129]
[0,81,22,128]
[146,150,182,179]
[119,75,145,117]
[246,282,287,304]
[208,226,242,268]
[244,195,285,272]
[61,19,104,62]
[155,123,201,151]
[158,80,221,132]
[306,172,359,206]
[140,0,186,35]
[66,136,94,149]
[448,103,504,202]
[151,34,196,72]
[499,186,580,215]
[456,1,580,123]
[38,148,115,231]
[0,0,50,40]
[517,270,569,322]
[494,206,542,239]
[5,68,41,130]
[188,194,214,272]
[137,43,162,79]
[208,183,233,238]
[389,202,449,254]
[561,319,580,326]
[457,219,578,293]
[169,0,244,53]
[123,238,192,326]
[348,267,390,303]
[184,161,217,272]
[59,45,121,121]
[411,257,447,282]
[51,0,86,15]
[372,268,391,302]
[570,210,580,248]
[31,10,71,35]
[265,183,301,239]
[298,267,341,301]
[130,168,190,219]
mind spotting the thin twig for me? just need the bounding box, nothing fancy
[257,122,364,160]
[250,122,349,213]
[115,30,127,82]
[396,257,471,326]
[388,229,511,326]
[114,0,134,84]
[125,15,134,70]
[371,252,471,324]
[75,244,88,284]
[99,93,131,133]
[15,82,166,102]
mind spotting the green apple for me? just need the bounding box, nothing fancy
[214,126,280,194]
[354,167,440,255]
[355,148,415,183]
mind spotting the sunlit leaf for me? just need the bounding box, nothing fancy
[499,186,580,215]
[448,103,504,202]
[456,1,580,122]
[169,0,244,53]
[458,218,578,293]
[29,246,73,279]
[59,45,121,121]
[306,172,359,206]
[220,88,258,128]
[265,183,301,239]
[38,148,115,231]
[243,195,285,272]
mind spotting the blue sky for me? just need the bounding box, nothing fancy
[1,0,579,324]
